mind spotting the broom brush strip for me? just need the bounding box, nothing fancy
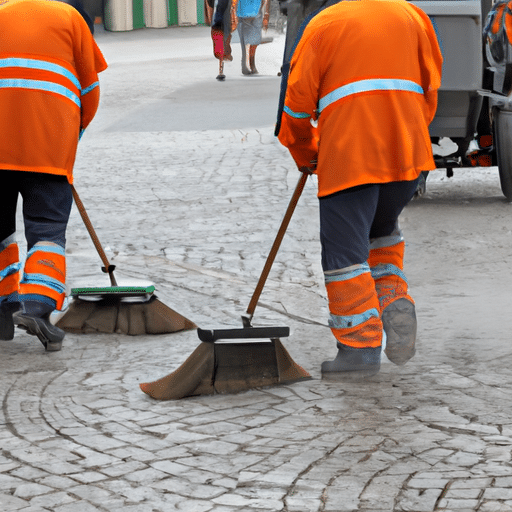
[71,285,156,295]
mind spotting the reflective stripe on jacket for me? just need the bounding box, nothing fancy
[278,0,443,197]
[0,57,83,107]
[285,78,425,119]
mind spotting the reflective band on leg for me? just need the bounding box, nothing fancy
[370,263,408,283]
[21,242,66,310]
[0,262,21,280]
[329,307,380,329]
[26,243,66,258]
[324,262,371,284]
[20,274,66,295]
[325,264,382,349]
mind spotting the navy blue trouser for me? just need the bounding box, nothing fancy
[319,179,419,271]
[0,170,72,250]
[0,171,72,310]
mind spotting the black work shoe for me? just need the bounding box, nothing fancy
[13,301,64,351]
[321,343,381,381]
[382,298,416,365]
[0,302,19,341]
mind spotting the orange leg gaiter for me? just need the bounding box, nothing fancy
[368,230,413,311]
[19,242,66,310]
[325,263,382,349]
[0,236,21,301]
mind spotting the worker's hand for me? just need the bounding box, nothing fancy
[299,158,317,174]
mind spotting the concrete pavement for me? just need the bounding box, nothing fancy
[2,24,512,512]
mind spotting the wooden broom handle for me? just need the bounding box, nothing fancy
[245,172,308,321]
[70,185,118,287]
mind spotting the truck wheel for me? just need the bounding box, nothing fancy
[493,107,512,201]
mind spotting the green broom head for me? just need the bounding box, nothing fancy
[70,284,156,297]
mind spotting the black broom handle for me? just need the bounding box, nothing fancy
[245,172,308,323]
[70,185,118,287]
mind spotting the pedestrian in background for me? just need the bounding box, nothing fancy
[209,0,271,75]
[0,0,107,351]
[236,0,271,74]
[277,0,442,379]
[210,0,234,62]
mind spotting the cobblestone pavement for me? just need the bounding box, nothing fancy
[2,25,512,512]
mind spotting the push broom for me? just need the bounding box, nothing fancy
[56,185,196,335]
[140,172,312,400]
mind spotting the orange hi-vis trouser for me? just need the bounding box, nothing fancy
[368,229,413,311]
[0,235,21,304]
[325,263,383,349]
[0,237,66,310]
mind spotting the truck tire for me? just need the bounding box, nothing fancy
[494,107,512,201]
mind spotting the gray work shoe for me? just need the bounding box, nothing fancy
[321,343,381,381]
[381,298,416,365]
[13,301,64,351]
[0,302,19,341]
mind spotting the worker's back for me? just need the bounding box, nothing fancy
[0,0,106,181]
[280,0,443,194]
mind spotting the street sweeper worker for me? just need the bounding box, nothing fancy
[278,0,442,379]
[0,0,107,351]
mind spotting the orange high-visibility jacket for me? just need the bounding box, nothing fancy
[278,0,443,197]
[0,0,107,183]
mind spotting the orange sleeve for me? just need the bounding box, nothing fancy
[411,4,443,125]
[277,27,321,172]
[73,15,108,131]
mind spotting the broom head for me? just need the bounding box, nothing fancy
[56,292,196,335]
[139,336,311,400]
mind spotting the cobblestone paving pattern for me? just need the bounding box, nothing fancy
[1,25,512,512]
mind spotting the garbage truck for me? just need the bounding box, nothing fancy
[412,0,512,200]
[278,0,512,201]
